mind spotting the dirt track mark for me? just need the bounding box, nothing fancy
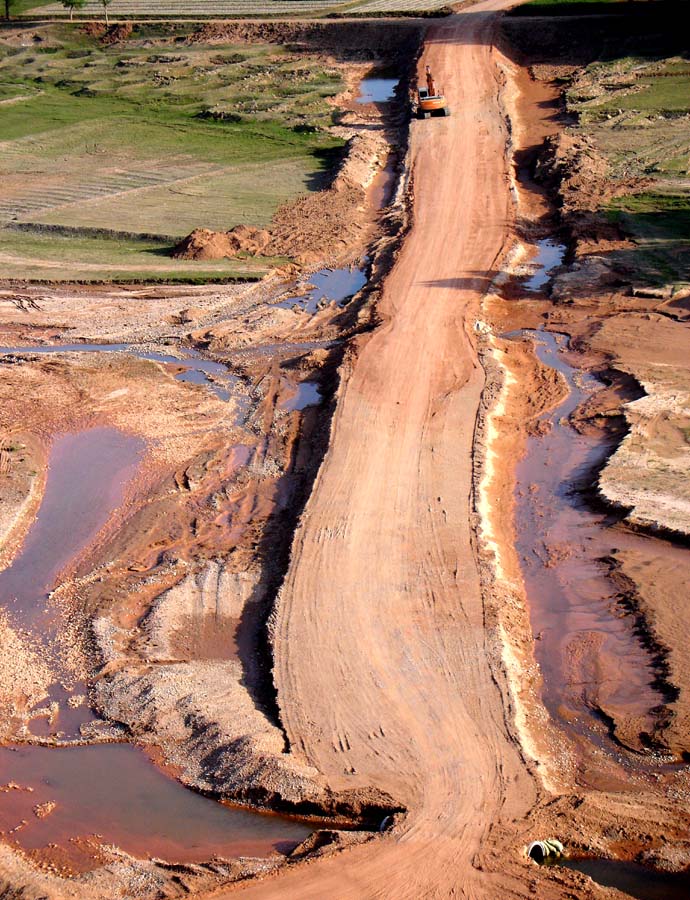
[216,3,543,897]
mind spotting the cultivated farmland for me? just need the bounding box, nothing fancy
[35,0,452,17]
[0,24,345,281]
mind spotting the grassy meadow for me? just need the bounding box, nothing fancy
[567,54,690,284]
[0,23,345,281]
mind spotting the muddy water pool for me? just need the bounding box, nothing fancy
[0,427,142,738]
[280,381,322,412]
[275,263,368,314]
[509,330,677,754]
[0,744,309,865]
[523,239,566,292]
[0,427,310,866]
[0,428,142,634]
[370,158,398,210]
[356,75,399,105]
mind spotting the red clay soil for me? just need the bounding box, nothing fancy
[173,226,271,260]
[210,3,546,897]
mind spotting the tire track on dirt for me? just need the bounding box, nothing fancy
[218,4,542,897]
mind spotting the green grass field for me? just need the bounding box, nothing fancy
[605,192,690,285]
[565,52,690,286]
[25,0,452,18]
[0,23,345,281]
[0,227,284,281]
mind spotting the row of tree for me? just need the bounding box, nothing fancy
[4,0,113,24]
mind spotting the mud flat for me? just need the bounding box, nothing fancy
[0,22,412,896]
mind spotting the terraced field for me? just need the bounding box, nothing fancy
[35,0,452,15]
[0,24,344,281]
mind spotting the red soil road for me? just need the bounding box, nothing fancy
[228,3,538,896]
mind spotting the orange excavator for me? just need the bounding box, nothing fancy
[416,64,450,119]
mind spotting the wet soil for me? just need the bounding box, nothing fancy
[508,329,685,758]
[0,38,409,895]
[0,426,310,867]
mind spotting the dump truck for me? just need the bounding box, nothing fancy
[416,65,450,119]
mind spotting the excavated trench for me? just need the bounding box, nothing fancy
[500,313,690,899]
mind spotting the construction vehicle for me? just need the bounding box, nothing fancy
[416,65,450,119]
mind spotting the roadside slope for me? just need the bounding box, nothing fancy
[229,5,540,897]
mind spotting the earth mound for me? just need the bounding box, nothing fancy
[172,226,271,261]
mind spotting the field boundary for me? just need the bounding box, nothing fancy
[5,222,180,243]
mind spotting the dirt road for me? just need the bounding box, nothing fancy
[217,4,540,897]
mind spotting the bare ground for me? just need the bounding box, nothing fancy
[2,5,690,900]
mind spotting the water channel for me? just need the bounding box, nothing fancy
[506,320,690,898]
[509,329,669,751]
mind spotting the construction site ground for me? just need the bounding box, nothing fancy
[0,2,689,899]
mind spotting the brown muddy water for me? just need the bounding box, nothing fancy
[509,330,681,758]
[0,744,309,865]
[370,158,398,210]
[0,427,310,866]
[1,427,141,737]
[0,428,142,634]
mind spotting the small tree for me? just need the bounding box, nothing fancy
[101,0,112,25]
[61,0,86,20]
[4,0,16,21]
